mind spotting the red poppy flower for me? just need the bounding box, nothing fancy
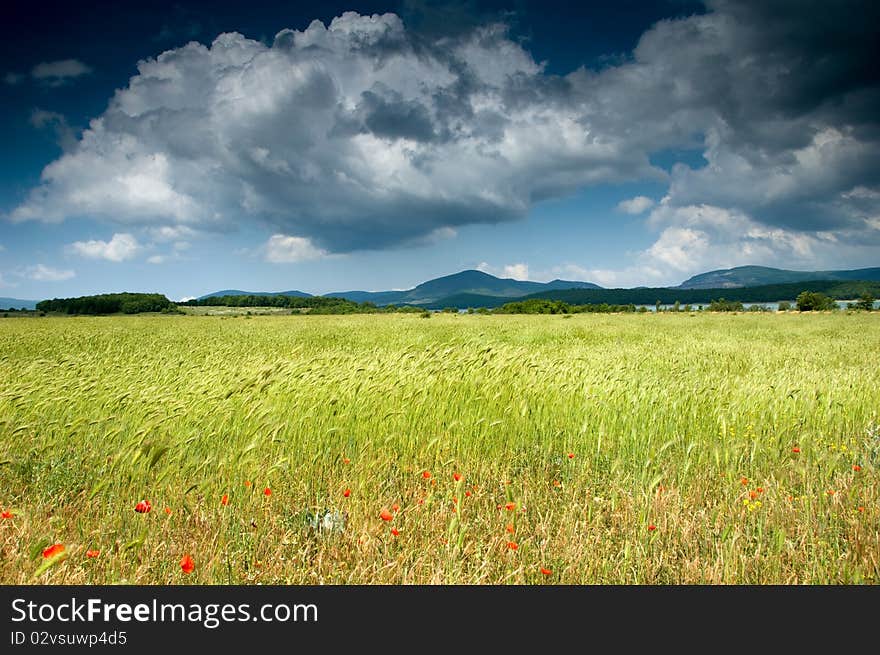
[86,550,100,558]
[505,502,516,511]
[42,544,65,558]
[505,523,514,534]
[0,510,12,519]
[858,506,865,512]
[740,477,748,486]
[853,465,862,472]
[380,509,393,521]
[180,554,194,574]
[827,490,835,496]
[391,528,400,537]
[465,491,471,497]
[221,494,229,506]
[244,480,252,487]
[343,457,351,465]
[392,503,400,513]
[540,567,552,576]
[648,524,657,531]
[263,487,271,497]
[134,500,151,513]
[343,489,351,498]
[507,541,518,551]
[552,480,561,488]
[756,487,764,494]
[791,447,800,453]
[453,472,462,482]
[749,491,759,500]
[422,471,432,480]
[567,453,575,459]
[164,507,172,515]
[416,498,424,505]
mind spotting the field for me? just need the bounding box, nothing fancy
[0,312,878,584]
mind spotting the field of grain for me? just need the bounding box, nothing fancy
[0,313,878,584]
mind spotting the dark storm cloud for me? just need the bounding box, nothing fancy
[358,87,438,142]
[9,3,880,259]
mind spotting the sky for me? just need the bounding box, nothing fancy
[1,0,879,300]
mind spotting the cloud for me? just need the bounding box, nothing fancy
[31,59,93,86]
[27,264,75,281]
[30,109,77,151]
[68,233,140,262]
[264,234,327,263]
[616,196,655,215]
[148,225,196,242]
[4,72,24,85]
[9,4,880,262]
[502,263,529,280]
[476,261,530,280]
[579,201,872,287]
[146,255,166,264]
[9,13,658,250]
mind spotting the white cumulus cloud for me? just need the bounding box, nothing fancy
[68,233,140,262]
[502,263,530,280]
[264,234,327,263]
[616,196,655,215]
[27,264,75,281]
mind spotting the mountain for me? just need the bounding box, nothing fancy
[0,297,37,310]
[678,266,880,289]
[198,289,311,299]
[422,279,880,309]
[195,265,880,308]
[324,270,601,305]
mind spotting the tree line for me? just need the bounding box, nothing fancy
[22,288,877,317]
[180,295,425,314]
[432,279,880,309]
[36,293,178,315]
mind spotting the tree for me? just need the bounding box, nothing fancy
[855,293,875,311]
[796,291,836,312]
[708,298,744,312]
[777,301,791,312]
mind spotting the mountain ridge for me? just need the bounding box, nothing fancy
[196,265,879,305]
[678,265,880,289]
[203,269,601,304]
[0,297,37,310]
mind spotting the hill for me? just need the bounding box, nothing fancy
[422,279,880,309]
[678,266,880,289]
[198,289,311,299]
[0,297,37,310]
[324,269,601,305]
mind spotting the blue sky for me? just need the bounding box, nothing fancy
[2,0,878,300]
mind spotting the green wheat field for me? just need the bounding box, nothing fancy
[1,312,878,584]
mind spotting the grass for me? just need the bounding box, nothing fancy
[0,312,877,584]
